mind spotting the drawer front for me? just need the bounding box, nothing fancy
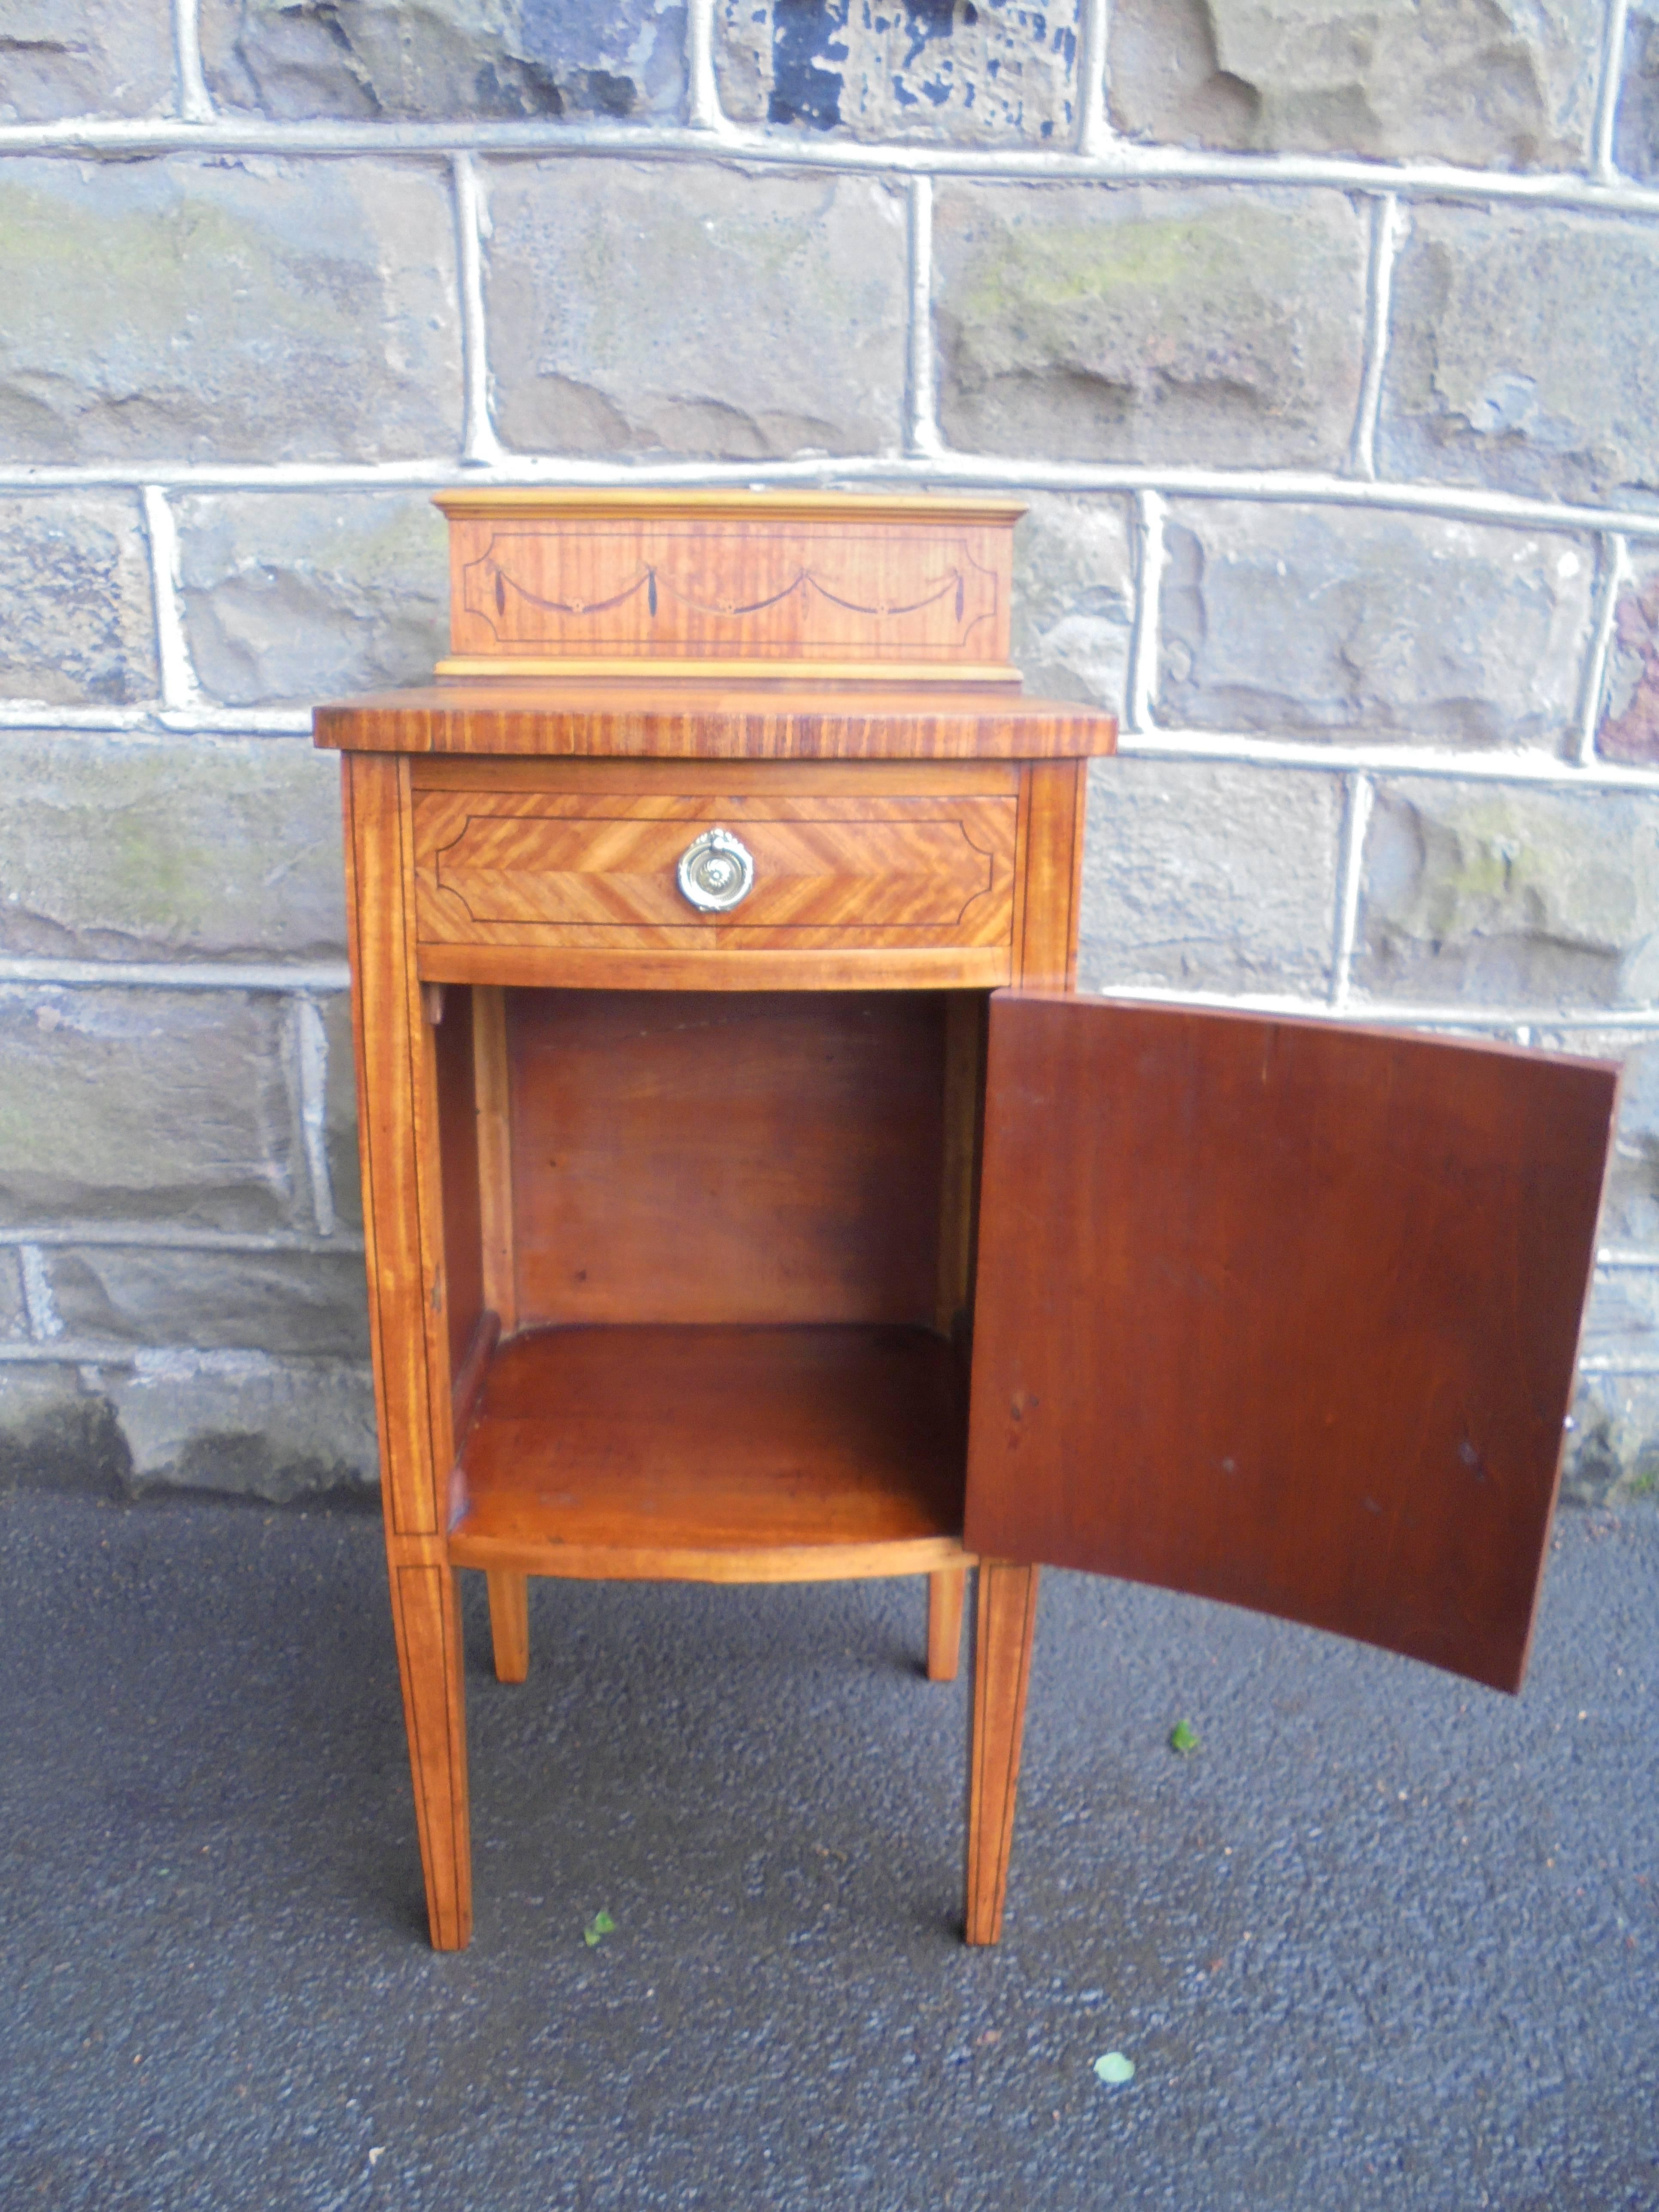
[412,789,1018,951]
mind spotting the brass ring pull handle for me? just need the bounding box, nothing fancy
[676,826,756,913]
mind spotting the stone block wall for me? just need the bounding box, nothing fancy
[2,0,1657,1504]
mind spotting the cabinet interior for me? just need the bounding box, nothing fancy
[432,985,984,1572]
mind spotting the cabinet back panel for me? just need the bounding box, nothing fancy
[509,990,945,1328]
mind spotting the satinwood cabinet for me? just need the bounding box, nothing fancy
[315,491,1617,1950]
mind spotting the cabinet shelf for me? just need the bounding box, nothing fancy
[447,1323,972,1582]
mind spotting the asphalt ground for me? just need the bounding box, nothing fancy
[3,1483,1656,2212]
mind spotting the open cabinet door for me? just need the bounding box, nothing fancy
[963,996,1619,1693]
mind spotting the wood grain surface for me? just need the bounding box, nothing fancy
[412,789,1017,951]
[964,996,1619,1692]
[442,517,1012,672]
[964,1561,1039,1945]
[935,993,987,1342]
[341,755,446,1538]
[411,757,1021,796]
[449,1306,499,1450]
[485,1569,530,1684]
[1012,760,1086,991]
[314,680,1116,761]
[435,489,1017,680]
[344,755,477,1946]
[507,989,947,1330]
[448,1323,970,1580]
[470,984,517,1335]
[418,943,1013,993]
[927,1565,967,1683]
[386,1560,472,1948]
[431,977,485,1386]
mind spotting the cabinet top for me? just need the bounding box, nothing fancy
[313,678,1118,761]
[314,489,1117,757]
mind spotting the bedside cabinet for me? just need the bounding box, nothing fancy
[315,491,1617,1952]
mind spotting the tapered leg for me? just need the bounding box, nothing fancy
[388,1560,472,1951]
[927,1566,966,1682]
[487,1569,531,1683]
[964,1561,1039,1946]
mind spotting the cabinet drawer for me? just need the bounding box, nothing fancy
[411,786,1018,954]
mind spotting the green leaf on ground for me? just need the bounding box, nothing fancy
[1168,1720,1200,1755]
[1094,2051,1136,2086]
[583,1909,616,1947]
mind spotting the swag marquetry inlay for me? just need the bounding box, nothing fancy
[435,488,1024,684]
